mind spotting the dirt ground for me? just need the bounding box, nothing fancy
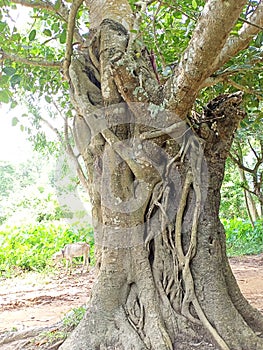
[0,255,262,333]
[0,267,95,333]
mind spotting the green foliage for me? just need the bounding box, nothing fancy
[0,162,15,197]
[0,223,94,276]
[223,218,263,257]
[138,1,199,70]
[0,0,261,181]
[0,3,66,107]
[0,156,75,225]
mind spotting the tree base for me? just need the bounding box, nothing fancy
[59,303,221,350]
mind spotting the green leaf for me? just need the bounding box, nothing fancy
[45,95,52,103]
[12,33,21,42]
[0,75,9,86]
[0,90,10,103]
[54,0,61,11]
[0,21,7,31]
[10,101,18,109]
[51,23,59,33]
[29,29,36,41]
[59,29,67,44]
[12,117,19,126]
[192,0,197,9]
[3,67,16,76]
[10,74,22,87]
[43,29,52,37]
[254,32,263,48]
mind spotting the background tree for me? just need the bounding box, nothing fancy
[230,126,263,223]
[1,1,263,349]
[0,161,15,198]
[0,156,75,225]
[220,158,249,221]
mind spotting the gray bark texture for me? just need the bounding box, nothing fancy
[58,3,263,349]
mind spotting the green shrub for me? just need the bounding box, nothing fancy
[0,223,94,276]
[222,217,263,256]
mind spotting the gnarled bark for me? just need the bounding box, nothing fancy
[57,13,263,350]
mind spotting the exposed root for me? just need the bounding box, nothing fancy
[148,133,232,350]
[0,322,64,350]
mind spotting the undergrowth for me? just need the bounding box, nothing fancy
[0,223,94,277]
[0,218,262,277]
[222,218,263,257]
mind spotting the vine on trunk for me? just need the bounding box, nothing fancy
[59,18,263,350]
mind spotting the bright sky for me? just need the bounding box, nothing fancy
[0,6,35,164]
[0,104,34,163]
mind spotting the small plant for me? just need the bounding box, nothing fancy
[28,306,87,349]
[32,329,67,349]
[62,305,87,331]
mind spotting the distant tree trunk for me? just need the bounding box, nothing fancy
[238,167,259,225]
[230,141,261,225]
[59,1,263,349]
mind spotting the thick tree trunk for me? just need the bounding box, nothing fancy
[59,17,263,350]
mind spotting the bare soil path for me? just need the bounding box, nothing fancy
[0,254,262,338]
[228,254,263,314]
[0,267,95,332]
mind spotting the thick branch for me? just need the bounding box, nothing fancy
[215,1,263,70]
[164,0,247,118]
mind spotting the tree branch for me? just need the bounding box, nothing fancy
[240,183,260,198]
[11,0,84,43]
[0,49,61,68]
[63,0,84,81]
[248,139,261,161]
[201,73,263,100]
[239,15,263,31]
[11,0,57,12]
[40,116,64,144]
[41,103,90,191]
[230,145,263,175]
[63,116,90,191]
[164,0,247,118]
[225,79,262,99]
[86,0,133,30]
[215,1,263,70]
[229,152,254,174]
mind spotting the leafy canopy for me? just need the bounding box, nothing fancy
[0,1,262,107]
